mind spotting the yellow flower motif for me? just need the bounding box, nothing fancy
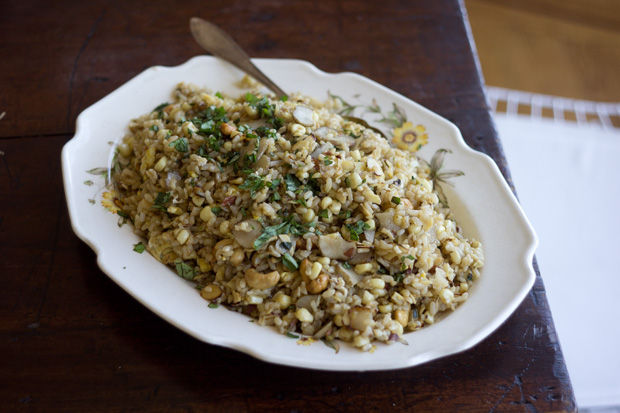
[392,122,428,152]
[101,190,122,214]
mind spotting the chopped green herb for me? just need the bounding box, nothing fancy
[284,174,302,192]
[321,338,340,353]
[152,191,171,212]
[286,332,300,339]
[83,180,93,186]
[279,95,289,102]
[345,220,370,241]
[153,102,169,112]
[282,253,298,271]
[391,196,401,205]
[150,125,159,132]
[208,302,219,309]
[211,206,222,215]
[342,262,351,269]
[324,158,333,166]
[400,254,415,271]
[239,174,266,198]
[215,91,223,99]
[253,216,310,250]
[392,272,405,283]
[318,209,329,219]
[197,145,209,158]
[169,137,189,153]
[174,259,195,280]
[133,242,146,253]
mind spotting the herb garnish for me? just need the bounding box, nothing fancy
[133,242,146,253]
[169,137,189,153]
[174,259,195,280]
[253,216,311,250]
[391,196,401,205]
[282,253,298,271]
[239,173,266,198]
[152,192,171,212]
[400,254,415,271]
[284,174,302,192]
[345,220,370,241]
[245,93,283,129]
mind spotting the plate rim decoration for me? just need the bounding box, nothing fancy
[62,55,537,371]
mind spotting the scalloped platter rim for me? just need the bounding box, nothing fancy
[61,56,537,371]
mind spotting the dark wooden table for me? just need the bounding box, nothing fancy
[0,0,576,411]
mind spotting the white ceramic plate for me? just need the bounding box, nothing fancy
[62,56,537,371]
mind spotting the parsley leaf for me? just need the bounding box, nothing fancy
[174,259,195,280]
[391,196,401,205]
[345,220,370,241]
[253,216,310,250]
[169,138,189,153]
[239,174,266,198]
[152,192,171,212]
[133,242,146,253]
[284,174,302,192]
[282,253,298,271]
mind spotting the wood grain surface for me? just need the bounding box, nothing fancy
[0,0,576,411]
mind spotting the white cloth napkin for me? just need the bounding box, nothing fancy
[494,114,620,409]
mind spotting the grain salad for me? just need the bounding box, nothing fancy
[111,81,484,352]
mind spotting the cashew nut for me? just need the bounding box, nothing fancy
[307,273,329,294]
[200,284,222,300]
[220,122,237,136]
[245,268,280,290]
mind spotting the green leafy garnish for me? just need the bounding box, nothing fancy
[345,220,370,241]
[282,253,298,271]
[245,93,283,129]
[392,272,405,283]
[318,209,329,219]
[391,196,401,205]
[208,302,219,309]
[400,254,415,271]
[153,102,169,112]
[239,173,266,198]
[284,174,302,192]
[152,192,171,212]
[286,332,300,339]
[133,242,146,253]
[215,91,224,99]
[174,259,195,280]
[322,338,340,354]
[150,125,159,132]
[169,137,189,153]
[211,206,222,215]
[253,216,310,250]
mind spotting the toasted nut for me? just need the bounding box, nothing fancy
[245,268,280,290]
[200,284,222,300]
[220,122,237,136]
[307,273,329,294]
